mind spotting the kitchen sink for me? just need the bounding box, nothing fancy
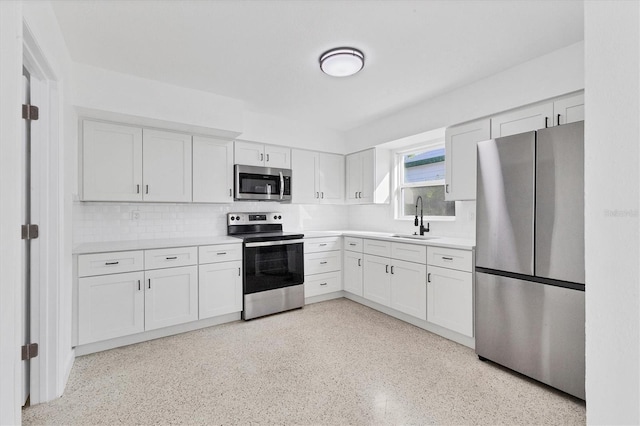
[391,234,439,240]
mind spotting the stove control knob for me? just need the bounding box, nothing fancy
[236,216,240,221]
[230,216,235,221]
[273,215,278,220]
[278,215,282,219]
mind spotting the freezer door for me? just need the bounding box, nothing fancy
[536,121,585,284]
[476,132,535,275]
[475,272,585,399]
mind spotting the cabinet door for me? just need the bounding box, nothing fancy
[363,254,391,307]
[390,259,427,320]
[491,102,554,138]
[82,120,143,201]
[343,251,363,296]
[199,261,242,319]
[143,129,192,202]
[445,119,491,201]
[144,266,198,331]
[234,141,264,166]
[265,145,291,168]
[359,149,375,203]
[291,149,319,204]
[427,265,473,337]
[554,93,584,125]
[345,152,362,203]
[78,271,144,345]
[318,152,344,204]
[192,136,234,203]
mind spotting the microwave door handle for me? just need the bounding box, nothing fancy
[279,171,284,200]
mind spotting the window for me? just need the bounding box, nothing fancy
[397,145,455,219]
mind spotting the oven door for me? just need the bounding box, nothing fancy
[235,164,291,201]
[244,239,304,294]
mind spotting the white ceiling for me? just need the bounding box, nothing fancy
[51,0,584,133]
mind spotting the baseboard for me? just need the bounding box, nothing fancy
[305,291,345,305]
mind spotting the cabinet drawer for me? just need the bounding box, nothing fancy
[363,239,392,257]
[391,242,426,264]
[144,246,197,270]
[78,251,144,277]
[199,244,242,264]
[344,237,363,252]
[304,237,342,253]
[304,251,342,275]
[427,246,473,272]
[304,271,342,297]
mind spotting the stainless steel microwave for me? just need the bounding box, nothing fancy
[234,164,292,201]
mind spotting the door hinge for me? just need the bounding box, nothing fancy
[21,224,39,240]
[22,104,39,121]
[21,343,39,361]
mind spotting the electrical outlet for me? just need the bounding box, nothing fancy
[131,210,141,221]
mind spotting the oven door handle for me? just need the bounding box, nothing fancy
[279,171,284,200]
[245,239,304,248]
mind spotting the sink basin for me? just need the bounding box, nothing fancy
[391,234,439,240]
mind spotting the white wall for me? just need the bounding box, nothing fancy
[345,41,584,152]
[585,1,640,424]
[0,1,25,423]
[73,202,348,244]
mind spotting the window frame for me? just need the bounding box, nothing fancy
[394,141,456,222]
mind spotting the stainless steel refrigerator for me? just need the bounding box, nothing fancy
[475,121,585,400]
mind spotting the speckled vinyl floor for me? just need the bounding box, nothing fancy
[22,298,585,425]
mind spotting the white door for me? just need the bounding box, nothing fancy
[144,266,198,331]
[345,152,362,203]
[77,272,145,345]
[363,254,391,307]
[291,149,318,204]
[192,136,234,203]
[390,259,427,320]
[427,265,473,337]
[198,261,242,319]
[234,141,264,166]
[82,120,143,201]
[264,145,291,168]
[554,93,585,125]
[143,129,192,202]
[318,153,344,204]
[444,119,491,201]
[491,102,554,138]
[343,251,363,296]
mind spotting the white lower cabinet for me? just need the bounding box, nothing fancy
[426,246,474,337]
[343,243,363,296]
[363,254,391,306]
[390,259,427,321]
[304,237,342,298]
[305,271,341,298]
[198,260,242,319]
[144,266,198,331]
[78,271,145,345]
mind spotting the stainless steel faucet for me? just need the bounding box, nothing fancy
[415,196,430,235]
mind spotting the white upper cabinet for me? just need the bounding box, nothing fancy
[142,129,192,202]
[444,119,491,201]
[491,102,555,138]
[82,120,143,201]
[292,149,344,204]
[234,141,291,168]
[192,136,234,203]
[554,93,585,125]
[346,148,390,204]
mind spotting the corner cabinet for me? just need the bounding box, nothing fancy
[81,120,192,202]
[234,141,291,168]
[291,149,344,204]
[192,136,234,203]
[444,119,490,201]
[304,237,343,299]
[345,148,390,204]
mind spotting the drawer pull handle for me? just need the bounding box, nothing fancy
[217,252,227,255]
[105,261,119,265]
[320,282,327,286]
[442,256,453,261]
[320,261,328,265]
[428,273,431,283]
[319,243,327,247]
[349,243,356,246]
[166,256,178,260]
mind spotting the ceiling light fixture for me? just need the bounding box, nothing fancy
[319,47,365,77]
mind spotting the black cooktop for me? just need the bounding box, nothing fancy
[233,231,304,243]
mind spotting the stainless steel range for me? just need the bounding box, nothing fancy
[228,212,304,320]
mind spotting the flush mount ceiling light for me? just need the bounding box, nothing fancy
[319,47,365,77]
